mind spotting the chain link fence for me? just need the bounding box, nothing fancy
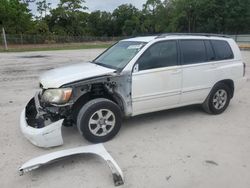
[0,34,122,45]
[0,34,122,51]
[1,33,250,51]
[231,35,250,43]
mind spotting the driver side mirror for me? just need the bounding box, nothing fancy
[133,64,139,73]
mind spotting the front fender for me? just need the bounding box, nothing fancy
[19,144,124,186]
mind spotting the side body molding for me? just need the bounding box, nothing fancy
[19,144,124,186]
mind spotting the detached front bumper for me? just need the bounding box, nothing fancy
[20,96,64,148]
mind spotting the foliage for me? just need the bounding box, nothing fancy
[0,0,250,36]
[45,0,88,36]
[36,0,51,19]
[168,0,250,34]
[87,11,113,36]
[0,0,33,34]
[112,4,142,36]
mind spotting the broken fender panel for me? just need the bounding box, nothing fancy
[19,144,124,186]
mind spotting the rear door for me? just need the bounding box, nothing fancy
[179,39,216,104]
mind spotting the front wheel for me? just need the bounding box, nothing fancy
[77,98,122,143]
[202,83,231,114]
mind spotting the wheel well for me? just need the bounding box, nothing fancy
[216,79,234,98]
[71,84,124,121]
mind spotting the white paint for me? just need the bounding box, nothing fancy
[126,36,247,116]
[20,109,64,148]
[20,35,247,147]
[132,66,182,115]
[19,144,124,186]
[40,62,115,89]
[122,36,157,43]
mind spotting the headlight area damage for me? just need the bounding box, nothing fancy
[20,93,68,148]
[20,73,132,148]
[19,144,124,186]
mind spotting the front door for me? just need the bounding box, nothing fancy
[132,40,182,116]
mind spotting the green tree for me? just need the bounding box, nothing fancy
[87,11,114,36]
[122,15,141,36]
[112,4,142,36]
[46,0,88,36]
[59,0,87,11]
[142,0,168,33]
[0,0,33,34]
[214,0,250,34]
[2,0,250,38]
[30,20,50,35]
[36,0,52,19]
[168,0,202,32]
[167,0,250,34]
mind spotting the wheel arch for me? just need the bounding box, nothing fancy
[202,79,234,114]
[214,79,235,98]
[72,89,125,122]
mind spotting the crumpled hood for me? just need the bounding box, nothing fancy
[40,62,116,88]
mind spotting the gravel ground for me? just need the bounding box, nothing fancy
[0,49,250,188]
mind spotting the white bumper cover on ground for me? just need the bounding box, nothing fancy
[19,144,124,186]
[20,108,64,148]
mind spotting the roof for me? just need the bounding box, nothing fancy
[122,33,231,43]
[157,33,230,38]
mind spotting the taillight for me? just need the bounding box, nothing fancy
[243,62,246,76]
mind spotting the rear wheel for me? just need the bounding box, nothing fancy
[77,98,122,143]
[202,83,231,114]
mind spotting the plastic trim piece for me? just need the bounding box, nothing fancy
[19,144,124,186]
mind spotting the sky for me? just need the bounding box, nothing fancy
[85,0,146,12]
[30,0,147,14]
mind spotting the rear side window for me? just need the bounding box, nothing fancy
[204,40,215,61]
[180,40,207,65]
[211,40,234,60]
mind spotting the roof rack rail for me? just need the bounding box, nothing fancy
[156,33,230,39]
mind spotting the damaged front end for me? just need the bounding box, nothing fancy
[20,71,133,148]
[20,93,67,148]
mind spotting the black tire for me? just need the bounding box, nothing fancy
[202,83,231,114]
[77,98,122,143]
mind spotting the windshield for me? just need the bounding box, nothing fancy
[93,41,146,70]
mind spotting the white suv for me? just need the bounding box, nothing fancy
[20,34,247,148]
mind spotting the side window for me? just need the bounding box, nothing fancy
[137,41,178,71]
[204,40,215,61]
[180,40,207,65]
[211,40,234,60]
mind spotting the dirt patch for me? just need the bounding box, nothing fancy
[20,55,49,59]
[0,49,250,188]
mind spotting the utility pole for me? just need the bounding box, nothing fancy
[2,27,8,50]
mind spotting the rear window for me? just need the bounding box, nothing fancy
[180,40,207,64]
[211,40,234,60]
